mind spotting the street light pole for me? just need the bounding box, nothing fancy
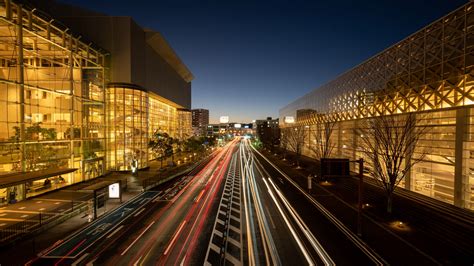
[357,158,364,237]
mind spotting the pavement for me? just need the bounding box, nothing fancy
[0,152,206,265]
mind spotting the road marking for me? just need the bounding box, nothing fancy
[121,221,155,256]
[106,225,124,239]
[163,220,187,255]
[252,146,386,265]
[133,207,146,217]
[71,253,89,266]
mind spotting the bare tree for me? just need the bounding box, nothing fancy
[280,128,290,160]
[357,112,427,214]
[287,125,306,168]
[309,120,336,160]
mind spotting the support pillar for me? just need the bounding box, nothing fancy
[17,5,25,173]
[454,108,467,207]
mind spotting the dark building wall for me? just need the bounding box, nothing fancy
[145,38,192,109]
[33,0,192,109]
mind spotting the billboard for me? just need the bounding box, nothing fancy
[220,116,229,123]
[108,183,120,199]
[284,116,295,123]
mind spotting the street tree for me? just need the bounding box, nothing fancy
[357,113,427,214]
[149,130,172,168]
[309,120,336,160]
[287,125,306,168]
[280,128,290,160]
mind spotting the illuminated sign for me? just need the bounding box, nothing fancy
[220,116,229,123]
[234,123,242,128]
[284,116,295,123]
[108,183,120,199]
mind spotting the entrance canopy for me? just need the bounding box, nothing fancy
[0,168,77,189]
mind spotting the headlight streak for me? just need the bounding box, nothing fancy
[268,178,335,266]
[262,177,315,266]
[245,146,280,266]
[240,142,256,266]
[250,145,386,265]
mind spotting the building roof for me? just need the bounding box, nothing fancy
[145,30,194,83]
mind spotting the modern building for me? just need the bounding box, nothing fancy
[0,0,192,204]
[256,117,280,146]
[43,1,194,171]
[191,108,209,136]
[280,2,474,210]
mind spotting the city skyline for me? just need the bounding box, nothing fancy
[59,0,467,123]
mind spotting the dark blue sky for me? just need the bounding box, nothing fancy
[61,0,467,123]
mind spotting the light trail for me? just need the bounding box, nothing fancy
[250,144,386,265]
[163,220,187,256]
[262,177,315,266]
[120,221,155,256]
[239,140,281,265]
[268,178,335,266]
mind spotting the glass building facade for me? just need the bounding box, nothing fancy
[280,3,474,210]
[0,1,193,204]
[0,1,106,202]
[106,85,191,171]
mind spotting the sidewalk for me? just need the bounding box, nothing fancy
[0,154,204,251]
[259,148,474,265]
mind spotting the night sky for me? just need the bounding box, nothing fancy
[61,0,467,123]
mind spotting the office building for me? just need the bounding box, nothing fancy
[192,108,209,136]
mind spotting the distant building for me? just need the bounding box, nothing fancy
[206,123,254,137]
[192,109,209,136]
[256,117,280,147]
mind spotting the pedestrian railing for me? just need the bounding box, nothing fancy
[0,197,89,246]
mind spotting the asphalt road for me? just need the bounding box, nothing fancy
[30,138,389,265]
[63,139,237,266]
[249,143,386,265]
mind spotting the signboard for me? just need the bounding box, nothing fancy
[108,183,120,199]
[284,116,295,124]
[320,158,350,178]
[220,116,229,123]
[234,123,242,128]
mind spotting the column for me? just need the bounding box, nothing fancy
[454,108,467,207]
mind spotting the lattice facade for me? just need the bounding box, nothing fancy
[280,2,474,210]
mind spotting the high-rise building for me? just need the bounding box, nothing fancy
[0,0,193,204]
[280,2,474,210]
[192,109,209,136]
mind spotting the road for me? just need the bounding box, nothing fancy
[31,138,389,265]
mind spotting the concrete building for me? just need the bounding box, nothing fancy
[191,108,209,136]
[256,117,280,146]
[280,2,474,210]
[0,0,192,204]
